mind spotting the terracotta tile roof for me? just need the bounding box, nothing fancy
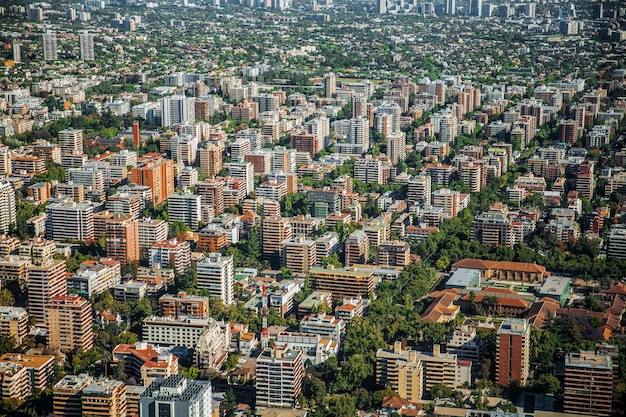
[599,326,613,340]
[422,292,459,323]
[113,344,176,369]
[381,396,422,411]
[498,298,531,308]
[482,287,517,294]
[452,258,548,275]
[526,300,559,329]
[607,282,626,296]
[428,289,458,298]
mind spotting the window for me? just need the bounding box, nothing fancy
[157,402,171,417]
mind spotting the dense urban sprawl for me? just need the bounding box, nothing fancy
[0,0,625,416]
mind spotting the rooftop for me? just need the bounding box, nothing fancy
[498,318,530,335]
[566,351,613,370]
[0,353,54,369]
[539,276,571,296]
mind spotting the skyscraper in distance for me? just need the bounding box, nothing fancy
[79,30,94,61]
[323,73,336,98]
[377,0,387,14]
[43,30,57,61]
[12,41,21,63]
[446,0,455,14]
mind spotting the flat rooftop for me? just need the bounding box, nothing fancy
[446,267,480,288]
[539,276,571,296]
[566,351,613,370]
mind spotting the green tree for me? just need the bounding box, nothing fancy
[169,220,191,237]
[430,383,454,399]
[0,288,15,306]
[281,193,309,217]
[326,394,358,417]
[303,376,327,407]
[225,353,240,371]
[180,366,200,380]
[340,354,371,391]
[223,387,237,417]
[129,298,154,324]
[533,374,560,394]
[0,335,16,355]
[343,319,388,367]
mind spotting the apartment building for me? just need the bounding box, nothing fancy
[345,230,369,267]
[0,255,30,283]
[310,266,374,301]
[168,191,202,230]
[471,210,515,247]
[130,153,175,205]
[158,292,209,318]
[0,361,31,401]
[139,375,212,417]
[45,201,94,241]
[299,313,345,346]
[407,175,432,206]
[376,241,411,267]
[80,378,127,417]
[376,342,423,403]
[67,258,121,297]
[46,295,94,352]
[197,253,234,306]
[112,342,179,386]
[261,216,292,266]
[0,353,55,392]
[53,374,93,417]
[195,179,224,218]
[256,347,303,408]
[27,259,67,329]
[564,351,613,416]
[142,316,226,351]
[58,128,83,157]
[496,318,530,386]
[150,239,191,274]
[105,214,139,264]
[137,218,168,250]
[0,307,29,345]
[281,236,317,274]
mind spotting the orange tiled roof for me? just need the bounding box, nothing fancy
[452,258,548,275]
[526,300,559,329]
[422,292,458,323]
[607,282,626,296]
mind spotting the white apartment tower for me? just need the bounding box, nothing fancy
[407,175,432,206]
[58,128,84,156]
[256,347,303,408]
[45,201,94,241]
[167,192,202,230]
[228,162,254,196]
[12,41,21,63]
[27,259,67,329]
[79,31,95,61]
[160,95,195,127]
[43,30,57,61]
[376,101,401,136]
[0,181,16,234]
[196,253,235,306]
[348,117,369,152]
